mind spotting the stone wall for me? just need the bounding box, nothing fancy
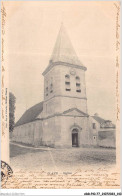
[12,116,116,148]
[42,116,62,147]
[98,130,116,148]
[12,120,43,146]
[88,117,116,148]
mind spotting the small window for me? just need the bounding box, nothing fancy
[76,89,81,92]
[93,136,97,141]
[46,87,48,96]
[65,81,70,85]
[50,84,53,93]
[66,88,71,91]
[76,76,81,93]
[45,81,48,96]
[76,76,80,81]
[76,83,80,86]
[50,78,53,93]
[93,123,96,129]
[65,74,70,79]
[65,74,71,91]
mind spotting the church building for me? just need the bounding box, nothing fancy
[12,24,116,148]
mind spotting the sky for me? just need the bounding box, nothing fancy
[5,1,117,123]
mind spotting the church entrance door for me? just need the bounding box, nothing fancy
[72,129,78,147]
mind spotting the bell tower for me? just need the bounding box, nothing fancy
[42,24,88,118]
[42,24,89,147]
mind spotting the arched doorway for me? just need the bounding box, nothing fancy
[72,129,79,147]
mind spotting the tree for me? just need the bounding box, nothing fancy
[9,92,16,132]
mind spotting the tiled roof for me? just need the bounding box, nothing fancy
[15,102,43,127]
[92,115,115,128]
[92,116,105,124]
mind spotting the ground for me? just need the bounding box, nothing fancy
[10,142,116,171]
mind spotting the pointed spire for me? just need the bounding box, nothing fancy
[50,24,82,66]
[42,24,86,76]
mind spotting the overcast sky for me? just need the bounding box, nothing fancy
[5,1,117,123]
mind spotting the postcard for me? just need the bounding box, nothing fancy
[1,1,120,190]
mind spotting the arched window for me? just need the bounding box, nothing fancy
[65,74,71,91]
[65,74,70,80]
[50,77,53,93]
[76,76,81,93]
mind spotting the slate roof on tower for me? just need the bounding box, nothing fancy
[42,24,86,75]
[50,23,83,66]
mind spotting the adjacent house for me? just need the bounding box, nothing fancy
[89,114,116,148]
